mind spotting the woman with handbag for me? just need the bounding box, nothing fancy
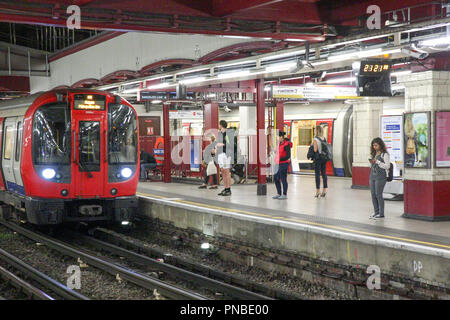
[199,136,218,189]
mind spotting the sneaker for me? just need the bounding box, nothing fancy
[218,189,225,196]
[278,195,287,200]
[198,185,207,189]
[369,213,378,219]
[272,195,281,199]
[209,186,218,189]
[219,189,231,196]
[373,214,385,220]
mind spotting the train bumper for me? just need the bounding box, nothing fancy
[24,196,138,225]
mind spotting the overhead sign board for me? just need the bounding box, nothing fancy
[169,110,203,119]
[272,85,360,100]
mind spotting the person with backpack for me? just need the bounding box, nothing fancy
[312,126,329,198]
[272,131,293,200]
[369,137,391,220]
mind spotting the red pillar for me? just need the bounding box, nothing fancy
[276,100,284,133]
[163,103,171,183]
[203,101,219,132]
[256,79,267,195]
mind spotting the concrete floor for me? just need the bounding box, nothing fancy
[137,175,450,245]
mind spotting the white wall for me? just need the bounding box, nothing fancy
[33,32,255,93]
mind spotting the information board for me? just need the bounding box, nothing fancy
[381,115,403,177]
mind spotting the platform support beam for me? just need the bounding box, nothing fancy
[397,71,450,221]
[275,100,284,132]
[163,103,171,183]
[256,79,267,195]
[203,101,219,132]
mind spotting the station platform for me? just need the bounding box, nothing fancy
[136,175,450,288]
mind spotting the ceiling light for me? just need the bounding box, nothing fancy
[285,38,305,42]
[147,82,176,90]
[420,36,450,47]
[179,77,206,85]
[325,77,356,84]
[223,35,251,39]
[151,100,163,104]
[122,88,140,94]
[218,70,250,79]
[265,62,296,73]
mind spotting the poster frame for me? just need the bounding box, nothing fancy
[380,114,403,177]
[403,111,431,169]
[434,110,450,168]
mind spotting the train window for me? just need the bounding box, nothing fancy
[15,121,22,161]
[108,104,137,164]
[32,103,71,165]
[4,126,13,160]
[79,121,100,171]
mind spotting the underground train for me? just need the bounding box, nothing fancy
[0,89,139,225]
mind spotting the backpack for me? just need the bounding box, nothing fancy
[307,144,315,160]
[406,137,416,155]
[319,138,333,162]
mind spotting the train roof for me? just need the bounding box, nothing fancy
[0,89,115,111]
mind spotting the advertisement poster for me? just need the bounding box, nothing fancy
[381,116,403,177]
[436,111,450,167]
[404,112,430,168]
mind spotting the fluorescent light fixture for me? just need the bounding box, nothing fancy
[223,35,251,39]
[285,38,305,42]
[261,49,305,61]
[219,59,256,68]
[121,221,130,226]
[122,88,140,94]
[179,76,206,85]
[326,77,356,84]
[151,100,163,104]
[218,70,250,79]
[147,82,176,89]
[420,36,450,47]
[391,70,412,77]
[265,62,296,73]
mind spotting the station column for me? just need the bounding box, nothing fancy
[163,103,171,183]
[350,97,384,188]
[203,101,219,133]
[397,71,450,221]
[256,79,267,195]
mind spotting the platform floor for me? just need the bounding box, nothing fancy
[137,175,450,249]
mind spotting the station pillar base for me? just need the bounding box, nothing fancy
[257,184,267,196]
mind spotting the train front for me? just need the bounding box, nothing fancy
[23,91,139,225]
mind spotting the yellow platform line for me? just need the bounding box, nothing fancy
[137,192,450,250]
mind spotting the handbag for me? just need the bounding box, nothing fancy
[206,160,217,176]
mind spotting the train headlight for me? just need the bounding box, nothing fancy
[121,168,132,178]
[42,168,56,179]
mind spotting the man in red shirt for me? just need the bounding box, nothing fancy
[272,131,292,200]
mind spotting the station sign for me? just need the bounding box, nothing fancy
[272,85,359,100]
[169,110,203,119]
[139,90,196,101]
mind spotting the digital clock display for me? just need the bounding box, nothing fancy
[359,60,392,75]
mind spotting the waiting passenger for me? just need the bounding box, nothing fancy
[272,131,292,200]
[199,136,218,189]
[139,150,157,180]
[313,126,328,198]
[369,137,390,220]
[216,120,233,196]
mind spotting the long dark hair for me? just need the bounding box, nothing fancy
[370,137,388,158]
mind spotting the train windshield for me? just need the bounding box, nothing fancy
[108,104,137,164]
[32,103,71,165]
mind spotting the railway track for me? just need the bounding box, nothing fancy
[65,228,275,300]
[0,247,87,300]
[0,220,207,300]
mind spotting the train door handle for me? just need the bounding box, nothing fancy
[104,129,108,163]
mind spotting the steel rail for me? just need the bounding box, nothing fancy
[0,247,87,300]
[0,220,207,300]
[69,230,274,300]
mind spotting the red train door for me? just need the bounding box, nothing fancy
[73,115,106,197]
